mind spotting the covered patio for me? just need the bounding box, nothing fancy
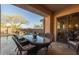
[1,4,79,55]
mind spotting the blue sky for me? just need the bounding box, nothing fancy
[1,4,44,28]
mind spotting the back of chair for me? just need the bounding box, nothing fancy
[13,35,19,41]
[12,36,23,51]
[13,35,25,42]
[45,33,54,49]
[45,33,53,42]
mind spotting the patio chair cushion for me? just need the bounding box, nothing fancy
[68,41,77,46]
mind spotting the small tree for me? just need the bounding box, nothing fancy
[2,14,29,29]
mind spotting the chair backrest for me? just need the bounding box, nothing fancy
[44,33,54,48]
[12,36,23,51]
[13,35,19,40]
[45,33,53,42]
[13,34,25,41]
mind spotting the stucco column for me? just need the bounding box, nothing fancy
[45,14,55,41]
[45,16,51,33]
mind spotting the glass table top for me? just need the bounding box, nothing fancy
[23,35,50,44]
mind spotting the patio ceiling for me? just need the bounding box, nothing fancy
[15,4,73,16]
[14,4,51,16]
[40,4,72,12]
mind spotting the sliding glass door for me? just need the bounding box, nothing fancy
[57,12,79,43]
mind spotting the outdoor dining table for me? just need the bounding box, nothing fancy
[23,34,52,54]
[23,34,51,45]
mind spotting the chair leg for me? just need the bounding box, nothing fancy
[45,47,48,55]
[17,50,22,55]
[17,51,19,55]
[76,47,79,55]
[19,51,22,55]
[15,47,17,51]
[49,44,52,48]
[68,43,70,48]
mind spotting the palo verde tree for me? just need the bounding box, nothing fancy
[2,14,29,30]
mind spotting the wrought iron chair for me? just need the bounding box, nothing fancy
[45,33,53,47]
[37,33,53,54]
[67,37,79,54]
[12,36,35,55]
[13,35,30,46]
